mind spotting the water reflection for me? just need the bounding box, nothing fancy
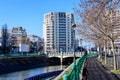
[0,65,66,80]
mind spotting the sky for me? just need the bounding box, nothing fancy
[0,0,80,38]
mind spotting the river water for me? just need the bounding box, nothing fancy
[0,65,66,80]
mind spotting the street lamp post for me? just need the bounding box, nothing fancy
[72,23,76,79]
[80,39,83,55]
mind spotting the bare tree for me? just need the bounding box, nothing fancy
[2,24,9,54]
[75,0,120,70]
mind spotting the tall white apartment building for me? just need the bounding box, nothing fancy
[43,12,75,53]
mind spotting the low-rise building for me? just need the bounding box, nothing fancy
[11,27,28,53]
[27,35,44,53]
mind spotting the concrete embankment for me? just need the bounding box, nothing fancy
[0,56,54,75]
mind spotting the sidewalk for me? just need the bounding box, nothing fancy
[85,57,120,80]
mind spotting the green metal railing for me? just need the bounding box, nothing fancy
[63,54,87,80]
[87,53,97,57]
[62,53,97,80]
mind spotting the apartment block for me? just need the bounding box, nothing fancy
[43,12,75,53]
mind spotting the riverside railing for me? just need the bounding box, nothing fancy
[0,52,81,57]
[0,53,45,57]
[55,53,97,80]
[62,54,87,80]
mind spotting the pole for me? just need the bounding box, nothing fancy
[72,23,76,79]
[61,51,63,70]
[80,39,83,55]
[73,30,76,80]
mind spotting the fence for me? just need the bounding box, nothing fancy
[61,53,97,80]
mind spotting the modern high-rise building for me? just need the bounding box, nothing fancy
[43,12,75,53]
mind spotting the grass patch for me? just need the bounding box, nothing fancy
[97,58,112,66]
[100,60,106,65]
[97,58,106,65]
[64,67,72,74]
[97,58,120,74]
[57,66,72,80]
[110,70,120,74]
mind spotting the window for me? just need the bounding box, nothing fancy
[59,13,66,18]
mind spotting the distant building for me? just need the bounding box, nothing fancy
[43,12,75,53]
[0,30,2,37]
[11,27,27,53]
[0,37,2,53]
[112,10,120,47]
[27,35,44,53]
[75,39,79,48]
[27,35,40,42]
[12,27,27,44]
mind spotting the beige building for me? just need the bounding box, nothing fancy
[11,27,27,52]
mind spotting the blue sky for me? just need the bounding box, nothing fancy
[0,0,79,38]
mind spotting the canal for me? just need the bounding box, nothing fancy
[0,65,66,80]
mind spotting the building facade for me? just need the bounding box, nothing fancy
[43,12,75,53]
[112,10,120,47]
[11,27,27,53]
[27,35,44,53]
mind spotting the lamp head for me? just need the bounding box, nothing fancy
[72,23,76,28]
[80,39,83,42]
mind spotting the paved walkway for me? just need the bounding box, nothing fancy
[85,57,120,80]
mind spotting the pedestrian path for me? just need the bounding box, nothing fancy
[86,57,119,80]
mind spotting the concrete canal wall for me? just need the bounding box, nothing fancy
[0,55,76,75]
[0,56,55,75]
